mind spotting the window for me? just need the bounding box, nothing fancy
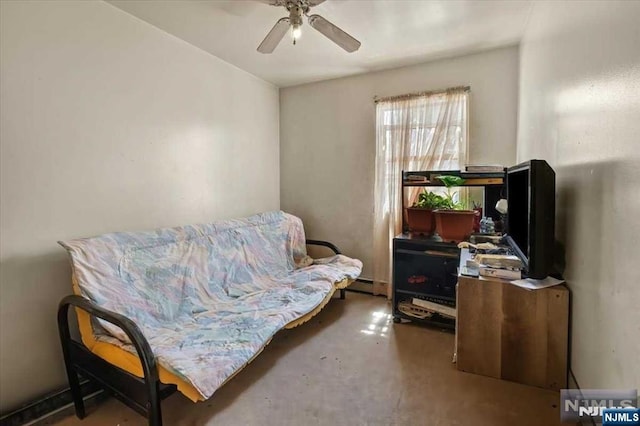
[378,93,468,174]
[372,87,469,297]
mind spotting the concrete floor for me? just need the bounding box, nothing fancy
[51,292,563,426]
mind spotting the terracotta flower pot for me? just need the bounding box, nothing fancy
[405,207,435,234]
[433,210,477,242]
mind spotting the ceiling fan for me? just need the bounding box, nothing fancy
[257,0,361,54]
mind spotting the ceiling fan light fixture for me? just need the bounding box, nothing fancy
[289,4,304,45]
[292,24,302,43]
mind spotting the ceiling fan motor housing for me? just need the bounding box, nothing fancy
[281,0,312,13]
[289,5,304,28]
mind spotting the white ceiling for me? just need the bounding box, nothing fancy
[108,0,532,88]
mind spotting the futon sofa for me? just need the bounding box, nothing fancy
[57,211,362,425]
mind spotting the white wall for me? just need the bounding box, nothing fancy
[280,46,519,278]
[518,1,640,389]
[0,0,279,411]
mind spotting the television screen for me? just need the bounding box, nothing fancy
[507,168,529,257]
[506,160,556,279]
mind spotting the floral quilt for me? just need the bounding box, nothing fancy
[59,211,362,399]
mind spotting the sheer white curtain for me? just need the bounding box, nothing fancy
[372,87,469,298]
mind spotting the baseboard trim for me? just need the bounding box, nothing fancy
[346,278,374,295]
[0,379,103,426]
[345,287,373,295]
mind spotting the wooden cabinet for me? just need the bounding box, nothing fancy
[456,275,569,390]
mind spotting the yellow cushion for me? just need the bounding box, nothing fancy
[73,276,351,401]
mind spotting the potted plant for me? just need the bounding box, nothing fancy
[405,190,448,235]
[432,175,478,242]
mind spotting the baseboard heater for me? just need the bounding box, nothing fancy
[0,378,103,426]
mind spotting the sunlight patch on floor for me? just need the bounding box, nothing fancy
[360,310,392,337]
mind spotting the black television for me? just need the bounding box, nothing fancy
[505,159,556,279]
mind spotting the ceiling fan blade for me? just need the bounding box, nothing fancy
[257,17,290,54]
[256,0,286,5]
[307,14,360,53]
[256,0,325,5]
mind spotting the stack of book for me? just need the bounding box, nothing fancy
[398,298,456,319]
[469,253,524,280]
[411,298,456,318]
[397,301,433,319]
[460,166,506,185]
[405,174,429,183]
[465,164,506,173]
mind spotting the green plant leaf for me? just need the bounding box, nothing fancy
[433,175,466,210]
[412,190,448,209]
[435,175,465,188]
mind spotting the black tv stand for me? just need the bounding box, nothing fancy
[393,169,506,328]
[392,233,458,329]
